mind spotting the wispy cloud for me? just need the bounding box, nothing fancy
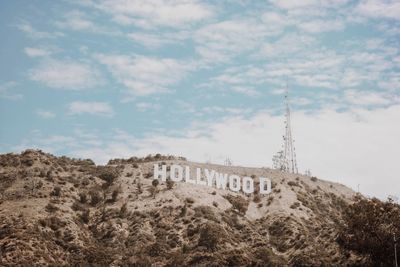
[136,102,161,112]
[0,81,22,100]
[95,53,192,96]
[36,109,56,119]
[29,59,101,90]
[17,21,63,39]
[356,0,400,20]
[24,46,61,57]
[194,19,271,64]
[128,31,189,48]
[231,86,260,97]
[67,101,114,117]
[88,0,214,28]
[55,10,120,35]
[298,19,344,33]
[344,90,399,107]
[24,47,51,57]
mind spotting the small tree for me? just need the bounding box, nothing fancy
[119,203,128,218]
[111,189,119,202]
[79,192,87,203]
[137,180,143,194]
[89,190,102,206]
[148,179,159,199]
[81,209,90,224]
[198,223,225,251]
[225,194,249,215]
[166,179,174,190]
[51,186,61,197]
[338,195,400,266]
[97,167,118,186]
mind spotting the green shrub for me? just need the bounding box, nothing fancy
[166,179,174,190]
[89,190,102,206]
[338,196,400,266]
[225,194,249,214]
[198,222,225,251]
[51,186,61,197]
[111,189,119,202]
[152,179,159,187]
[119,203,128,218]
[80,209,90,224]
[45,203,58,213]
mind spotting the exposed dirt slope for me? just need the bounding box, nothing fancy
[0,150,364,266]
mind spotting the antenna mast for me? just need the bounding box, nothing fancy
[273,84,298,174]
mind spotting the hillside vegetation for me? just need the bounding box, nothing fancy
[0,150,396,266]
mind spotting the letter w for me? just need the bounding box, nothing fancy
[215,172,228,190]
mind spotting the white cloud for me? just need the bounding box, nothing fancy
[202,106,252,115]
[356,0,400,20]
[17,105,400,199]
[56,10,96,31]
[231,86,260,97]
[29,59,101,90]
[203,65,267,96]
[55,10,120,35]
[269,0,350,10]
[344,90,399,106]
[261,11,289,31]
[298,19,344,33]
[269,0,318,10]
[128,31,188,48]
[257,33,315,58]
[271,88,286,95]
[136,102,161,112]
[89,0,214,28]
[36,109,56,119]
[67,101,114,117]
[17,21,63,39]
[194,19,271,63]
[24,47,51,58]
[0,81,22,100]
[95,53,191,96]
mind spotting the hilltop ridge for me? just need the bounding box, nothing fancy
[0,150,365,266]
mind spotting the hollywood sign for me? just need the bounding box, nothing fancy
[153,164,272,194]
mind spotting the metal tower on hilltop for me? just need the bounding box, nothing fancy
[273,84,298,174]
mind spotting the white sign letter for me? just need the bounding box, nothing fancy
[185,166,196,184]
[229,175,241,192]
[153,164,167,181]
[196,168,207,185]
[215,172,228,190]
[242,177,254,194]
[259,177,272,194]
[170,165,183,182]
[204,169,215,187]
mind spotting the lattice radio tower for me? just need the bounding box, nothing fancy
[273,84,298,174]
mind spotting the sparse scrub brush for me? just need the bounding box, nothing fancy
[225,194,249,215]
[166,179,174,190]
[119,203,128,218]
[89,190,102,206]
[198,222,225,251]
[80,209,90,224]
[111,189,119,202]
[79,192,87,203]
[51,186,61,197]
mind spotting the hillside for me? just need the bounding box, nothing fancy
[0,150,366,266]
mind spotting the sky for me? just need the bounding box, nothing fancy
[0,0,399,199]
